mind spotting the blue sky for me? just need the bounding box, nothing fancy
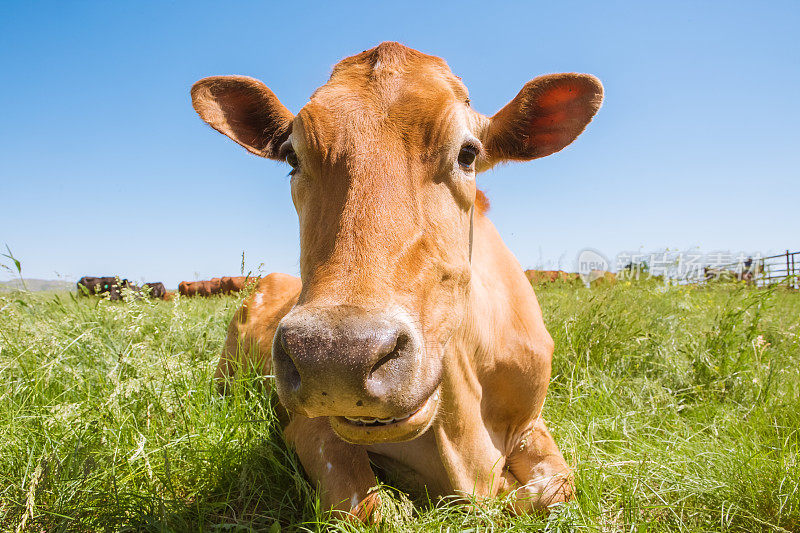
[1,1,798,288]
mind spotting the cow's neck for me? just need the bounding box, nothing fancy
[459,212,538,370]
[444,210,552,427]
[428,212,553,491]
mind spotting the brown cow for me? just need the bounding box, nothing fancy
[193,42,603,522]
[220,276,257,294]
[207,277,223,295]
[178,280,199,297]
[525,270,581,285]
[178,278,224,297]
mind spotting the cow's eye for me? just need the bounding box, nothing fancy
[458,145,478,168]
[285,150,299,169]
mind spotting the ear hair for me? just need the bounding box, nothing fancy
[191,76,294,159]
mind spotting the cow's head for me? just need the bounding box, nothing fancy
[192,42,602,444]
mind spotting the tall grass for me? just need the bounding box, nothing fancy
[0,284,798,531]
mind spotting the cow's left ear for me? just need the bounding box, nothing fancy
[482,73,603,167]
[191,75,294,160]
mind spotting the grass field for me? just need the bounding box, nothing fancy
[1,282,798,532]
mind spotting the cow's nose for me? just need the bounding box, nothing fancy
[271,309,419,415]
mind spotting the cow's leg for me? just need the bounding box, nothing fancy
[284,416,381,523]
[436,424,507,500]
[214,307,247,394]
[214,306,273,394]
[502,417,573,514]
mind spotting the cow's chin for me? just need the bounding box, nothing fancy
[329,386,441,445]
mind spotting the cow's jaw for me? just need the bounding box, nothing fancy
[329,386,441,445]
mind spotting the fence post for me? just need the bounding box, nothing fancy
[787,250,791,289]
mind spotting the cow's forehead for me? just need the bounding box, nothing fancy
[324,41,469,100]
[294,42,473,158]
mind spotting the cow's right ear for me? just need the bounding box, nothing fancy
[191,76,294,160]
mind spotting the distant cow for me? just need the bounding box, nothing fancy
[209,277,222,294]
[179,280,205,296]
[178,281,195,297]
[739,257,764,285]
[178,278,224,297]
[525,270,580,285]
[142,282,167,299]
[77,276,132,301]
[221,276,257,294]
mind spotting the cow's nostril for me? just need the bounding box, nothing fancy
[273,329,301,392]
[370,332,409,378]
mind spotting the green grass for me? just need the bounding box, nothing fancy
[1,284,798,532]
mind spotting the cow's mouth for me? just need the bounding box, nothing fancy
[329,387,441,445]
[342,411,415,427]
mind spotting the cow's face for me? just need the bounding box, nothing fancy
[192,42,602,444]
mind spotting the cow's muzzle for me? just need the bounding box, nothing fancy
[272,306,441,442]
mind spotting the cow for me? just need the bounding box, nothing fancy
[221,276,257,294]
[178,281,198,297]
[208,277,223,295]
[178,279,223,297]
[739,257,764,286]
[193,42,603,522]
[142,282,167,299]
[77,276,132,301]
[525,270,581,285]
[179,280,205,297]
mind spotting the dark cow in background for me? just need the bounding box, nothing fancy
[77,276,132,301]
[142,282,167,299]
[78,277,169,301]
[740,257,764,285]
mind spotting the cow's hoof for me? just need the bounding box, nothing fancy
[508,473,574,515]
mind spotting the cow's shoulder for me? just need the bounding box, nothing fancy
[234,273,301,338]
[218,273,302,382]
